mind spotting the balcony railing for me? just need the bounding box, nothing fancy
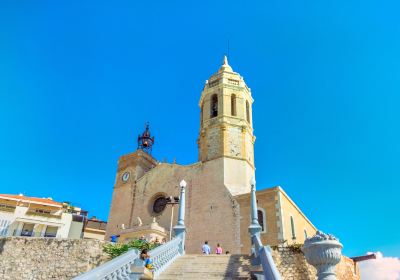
[25,210,62,218]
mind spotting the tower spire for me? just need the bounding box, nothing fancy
[223,55,228,65]
[137,122,155,154]
[219,55,233,72]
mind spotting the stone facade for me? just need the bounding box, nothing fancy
[0,237,109,280]
[106,150,158,240]
[197,56,255,196]
[107,158,242,254]
[236,187,317,250]
[271,246,360,280]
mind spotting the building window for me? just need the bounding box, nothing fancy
[304,229,308,239]
[153,196,167,214]
[231,94,237,116]
[34,209,51,214]
[210,94,218,118]
[20,223,34,237]
[0,219,11,236]
[290,216,296,240]
[44,226,58,238]
[257,208,267,233]
[246,100,250,122]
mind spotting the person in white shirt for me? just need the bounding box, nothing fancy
[202,241,211,254]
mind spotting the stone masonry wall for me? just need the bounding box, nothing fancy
[271,246,361,280]
[0,237,109,280]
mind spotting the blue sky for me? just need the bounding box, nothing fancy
[0,1,399,258]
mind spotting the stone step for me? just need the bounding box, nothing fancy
[156,254,253,280]
[157,275,252,280]
[160,270,251,274]
[158,274,252,279]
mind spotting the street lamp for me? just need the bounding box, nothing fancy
[165,195,180,241]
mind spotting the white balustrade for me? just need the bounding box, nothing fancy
[74,179,188,280]
[148,236,183,277]
[73,249,139,280]
[248,177,282,280]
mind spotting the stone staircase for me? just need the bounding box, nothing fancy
[156,254,254,280]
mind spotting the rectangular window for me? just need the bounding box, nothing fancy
[44,226,58,238]
[290,216,296,240]
[21,223,34,237]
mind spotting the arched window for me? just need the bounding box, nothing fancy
[257,208,267,233]
[231,94,237,116]
[246,100,250,122]
[290,216,296,240]
[304,229,308,239]
[210,94,218,118]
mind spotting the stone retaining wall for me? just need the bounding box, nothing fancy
[272,246,360,280]
[0,237,361,280]
[0,237,109,280]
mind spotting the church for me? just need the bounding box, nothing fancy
[106,56,317,254]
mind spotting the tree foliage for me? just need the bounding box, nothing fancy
[103,239,160,259]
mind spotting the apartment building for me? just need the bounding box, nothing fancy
[0,194,87,239]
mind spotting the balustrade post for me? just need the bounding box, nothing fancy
[248,177,262,266]
[173,179,187,254]
[248,177,262,238]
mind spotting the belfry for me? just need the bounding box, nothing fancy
[198,56,255,195]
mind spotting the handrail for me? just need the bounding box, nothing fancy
[148,236,183,277]
[249,177,282,280]
[72,236,184,280]
[252,235,281,280]
[73,249,139,280]
[74,179,188,280]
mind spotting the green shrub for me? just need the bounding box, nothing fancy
[103,239,160,259]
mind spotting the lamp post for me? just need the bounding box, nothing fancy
[166,195,180,241]
[173,180,187,254]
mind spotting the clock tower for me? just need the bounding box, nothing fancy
[198,56,255,195]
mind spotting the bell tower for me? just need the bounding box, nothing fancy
[198,56,255,195]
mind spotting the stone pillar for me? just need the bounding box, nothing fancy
[173,180,187,254]
[302,231,343,280]
[248,177,262,237]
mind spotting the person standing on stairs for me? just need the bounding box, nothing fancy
[202,241,211,254]
[215,243,223,254]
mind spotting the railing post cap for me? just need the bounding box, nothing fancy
[180,180,187,188]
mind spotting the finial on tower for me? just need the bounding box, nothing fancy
[137,122,155,154]
[223,55,228,65]
[219,55,233,73]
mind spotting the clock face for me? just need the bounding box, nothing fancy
[122,172,130,182]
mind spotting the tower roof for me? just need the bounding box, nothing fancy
[218,55,233,73]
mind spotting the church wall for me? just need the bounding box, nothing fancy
[130,163,187,233]
[278,188,317,245]
[106,151,157,240]
[243,128,255,164]
[126,158,243,254]
[236,188,281,254]
[185,158,241,254]
[106,183,134,240]
[223,158,253,196]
